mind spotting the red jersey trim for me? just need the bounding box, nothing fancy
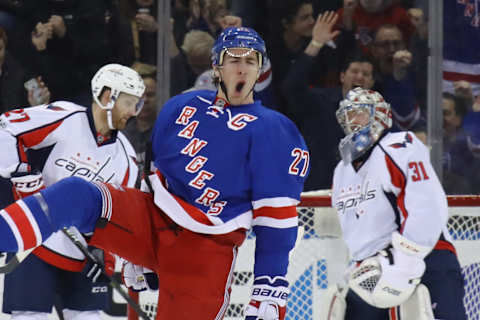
[253,206,297,219]
[5,202,37,250]
[257,68,272,83]
[33,245,86,272]
[384,154,409,232]
[171,194,215,226]
[18,121,62,148]
[434,239,457,255]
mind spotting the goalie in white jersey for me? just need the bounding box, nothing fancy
[329,88,466,320]
[0,64,143,320]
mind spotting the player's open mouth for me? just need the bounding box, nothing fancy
[235,81,245,93]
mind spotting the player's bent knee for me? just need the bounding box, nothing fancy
[63,309,102,320]
[10,311,50,320]
[39,176,103,233]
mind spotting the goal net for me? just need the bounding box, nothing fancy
[131,193,480,320]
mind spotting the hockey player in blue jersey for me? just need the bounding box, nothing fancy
[0,27,309,320]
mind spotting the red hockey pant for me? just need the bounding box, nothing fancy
[89,184,246,320]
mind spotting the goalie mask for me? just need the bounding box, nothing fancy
[336,88,392,162]
[91,64,146,130]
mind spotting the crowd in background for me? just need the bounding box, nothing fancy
[0,0,478,194]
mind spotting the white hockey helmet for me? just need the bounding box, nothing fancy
[91,64,146,129]
[336,88,392,162]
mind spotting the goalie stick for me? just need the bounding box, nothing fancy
[61,228,151,320]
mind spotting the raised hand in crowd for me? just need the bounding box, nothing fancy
[48,15,66,39]
[392,49,412,81]
[453,80,474,102]
[31,22,52,51]
[342,0,357,30]
[408,8,427,39]
[218,15,242,29]
[26,76,50,106]
[135,9,158,32]
[305,11,340,56]
[473,95,480,112]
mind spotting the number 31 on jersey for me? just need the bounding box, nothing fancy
[289,148,309,177]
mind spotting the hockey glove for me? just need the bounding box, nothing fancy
[83,247,115,283]
[245,276,289,320]
[349,231,430,308]
[122,261,159,292]
[10,170,45,200]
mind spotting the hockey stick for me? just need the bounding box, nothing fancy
[61,228,151,320]
[0,246,36,274]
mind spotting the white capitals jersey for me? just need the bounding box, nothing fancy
[331,131,451,261]
[0,101,138,271]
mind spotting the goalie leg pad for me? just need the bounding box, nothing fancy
[324,285,347,320]
[398,284,434,320]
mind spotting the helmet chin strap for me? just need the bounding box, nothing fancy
[106,110,115,130]
[105,97,117,130]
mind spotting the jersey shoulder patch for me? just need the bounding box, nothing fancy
[381,131,425,153]
[378,131,429,169]
[387,132,414,149]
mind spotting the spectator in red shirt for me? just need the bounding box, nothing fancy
[335,0,415,55]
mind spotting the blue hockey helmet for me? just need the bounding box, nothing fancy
[211,27,267,69]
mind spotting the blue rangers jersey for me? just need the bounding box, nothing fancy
[0,102,137,271]
[150,90,309,277]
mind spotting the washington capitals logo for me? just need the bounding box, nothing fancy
[389,133,413,149]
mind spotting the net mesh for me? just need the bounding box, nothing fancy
[136,195,480,320]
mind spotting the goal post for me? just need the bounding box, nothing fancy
[130,194,480,320]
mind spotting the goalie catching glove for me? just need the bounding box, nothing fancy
[245,276,289,320]
[122,260,159,291]
[349,231,431,308]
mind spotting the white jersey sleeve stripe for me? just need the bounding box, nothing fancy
[252,197,299,210]
[252,216,298,229]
